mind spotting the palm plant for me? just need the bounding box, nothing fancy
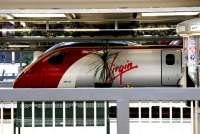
[89,45,118,87]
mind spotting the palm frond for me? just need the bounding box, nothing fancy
[88,45,119,83]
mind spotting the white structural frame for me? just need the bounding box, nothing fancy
[0,88,200,134]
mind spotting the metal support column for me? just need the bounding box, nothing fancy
[117,99,129,134]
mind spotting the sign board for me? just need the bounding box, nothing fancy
[190,24,200,31]
[187,36,198,83]
[0,52,12,63]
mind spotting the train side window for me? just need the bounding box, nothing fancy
[96,101,105,126]
[45,102,53,127]
[3,108,11,119]
[48,52,65,65]
[55,101,63,127]
[86,101,94,126]
[109,106,117,118]
[141,107,149,118]
[166,54,175,65]
[152,106,159,118]
[162,107,170,118]
[24,102,32,127]
[76,101,84,126]
[130,107,139,118]
[183,108,191,118]
[65,101,73,126]
[172,107,180,118]
[16,102,21,127]
[35,102,42,127]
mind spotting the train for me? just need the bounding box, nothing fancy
[13,42,183,88]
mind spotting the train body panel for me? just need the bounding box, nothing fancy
[13,44,182,88]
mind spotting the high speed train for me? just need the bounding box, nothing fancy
[13,42,183,88]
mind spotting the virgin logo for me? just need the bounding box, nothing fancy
[110,54,138,85]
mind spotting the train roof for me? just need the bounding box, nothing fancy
[44,41,129,54]
[44,40,183,54]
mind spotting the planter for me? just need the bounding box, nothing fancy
[94,83,112,88]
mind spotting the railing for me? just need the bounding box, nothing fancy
[0,88,200,134]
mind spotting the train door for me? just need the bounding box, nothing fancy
[161,50,182,86]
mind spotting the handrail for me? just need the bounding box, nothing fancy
[0,88,199,101]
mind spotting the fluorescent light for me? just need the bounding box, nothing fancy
[5,15,14,25]
[63,27,173,32]
[12,13,66,18]
[0,29,31,32]
[64,28,101,32]
[20,21,26,27]
[132,27,174,31]
[8,45,30,48]
[5,15,13,19]
[142,12,199,16]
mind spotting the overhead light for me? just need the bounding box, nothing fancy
[20,21,26,27]
[0,28,31,32]
[8,45,30,48]
[64,28,101,32]
[132,27,174,31]
[4,14,14,25]
[64,27,174,32]
[142,12,199,16]
[5,14,13,19]
[12,13,66,18]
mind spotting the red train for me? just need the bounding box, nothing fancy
[14,42,182,88]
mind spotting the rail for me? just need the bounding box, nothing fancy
[0,87,200,134]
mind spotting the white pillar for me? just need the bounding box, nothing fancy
[11,103,14,134]
[180,102,183,123]
[53,102,55,127]
[63,101,65,127]
[191,101,194,134]
[117,100,129,134]
[73,101,76,127]
[94,101,97,126]
[149,102,152,121]
[159,102,162,121]
[42,102,45,127]
[169,102,173,123]
[138,102,141,123]
[83,101,86,127]
[195,101,198,134]
[32,102,35,127]
[104,101,107,130]
[12,51,15,63]
[21,102,24,134]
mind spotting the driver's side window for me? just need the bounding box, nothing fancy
[48,52,65,65]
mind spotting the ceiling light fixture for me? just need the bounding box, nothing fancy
[12,13,66,18]
[0,28,31,32]
[5,14,14,25]
[64,28,101,32]
[8,45,30,48]
[142,12,199,16]
[132,27,175,31]
[20,21,26,27]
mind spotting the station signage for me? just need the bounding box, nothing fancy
[187,36,198,82]
[0,52,12,63]
[190,24,200,31]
